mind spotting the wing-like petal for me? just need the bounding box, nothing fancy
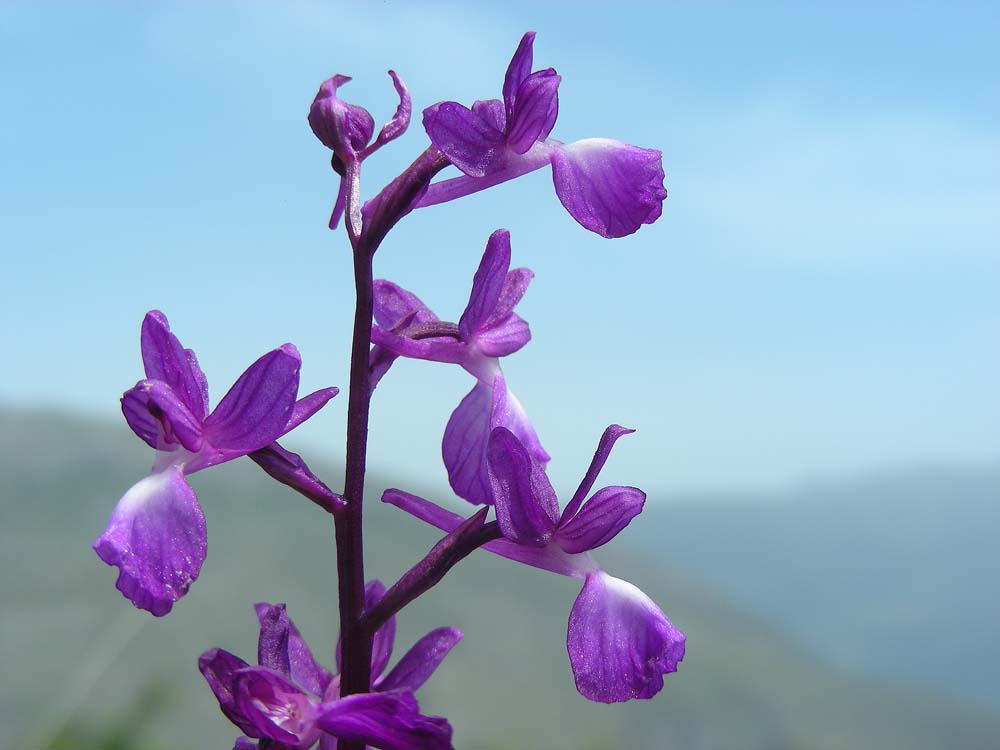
[282,387,339,435]
[202,345,301,456]
[122,379,204,452]
[256,603,293,677]
[367,580,397,681]
[234,667,321,746]
[554,486,645,554]
[367,70,412,152]
[370,325,464,365]
[422,101,506,177]
[506,69,560,154]
[560,424,635,523]
[441,382,493,505]
[334,580,396,680]
[567,571,685,702]
[318,692,453,750]
[491,374,550,466]
[254,603,334,697]
[471,98,506,132]
[550,138,666,238]
[475,313,530,358]
[488,426,559,545]
[459,229,511,340]
[93,465,206,616]
[373,280,439,330]
[487,268,533,327]
[503,32,537,119]
[140,310,210,420]
[377,627,463,694]
[198,649,257,737]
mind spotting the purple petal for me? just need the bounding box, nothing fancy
[201,345,301,457]
[121,379,204,453]
[308,75,375,159]
[472,98,506,132]
[382,488,595,579]
[254,603,334,697]
[377,627,463,694]
[199,649,257,737]
[554,486,645,554]
[506,69,560,154]
[366,580,397,681]
[328,173,347,230]
[255,603,292,677]
[282,387,340,435]
[503,32,536,119]
[318,692,453,750]
[490,373,550,465]
[442,373,548,506]
[560,424,635,523]
[550,138,667,238]
[235,667,321,746]
[365,70,412,154]
[93,465,206,616]
[567,571,686,702]
[415,142,553,208]
[488,268,533,326]
[373,280,439,330]
[249,443,344,515]
[459,229,511,341]
[475,313,530,358]
[140,310,210,420]
[334,580,396,680]
[422,101,506,178]
[370,325,464,365]
[441,382,493,505]
[488,426,558,545]
[233,738,258,750]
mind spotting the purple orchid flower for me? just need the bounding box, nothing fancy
[309,71,412,229]
[383,425,685,703]
[93,311,340,616]
[418,32,667,238]
[200,588,458,749]
[369,228,548,505]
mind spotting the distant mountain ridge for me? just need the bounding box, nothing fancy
[636,461,1000,710]
[2,406,998,749]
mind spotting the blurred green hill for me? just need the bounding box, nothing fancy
[637,463,1000,710]
[2,407,997,749]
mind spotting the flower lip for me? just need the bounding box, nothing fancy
[567,570,686,702]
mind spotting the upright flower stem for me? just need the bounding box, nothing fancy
[336,239,375,706]
[334,148,449,750]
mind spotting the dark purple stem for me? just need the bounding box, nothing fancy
[335,236,375,705]
[333,146,451,750]
[360,508,503,635]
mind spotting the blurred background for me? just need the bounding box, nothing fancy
[1,1,998,748]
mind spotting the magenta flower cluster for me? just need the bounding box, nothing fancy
[93,31,684,750]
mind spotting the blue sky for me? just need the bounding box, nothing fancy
[2,1,998,496]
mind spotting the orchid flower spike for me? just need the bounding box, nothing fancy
[200,590,458,749]
[369,229,548,504]
[419,32,667,238]
[93,311,340,616]
[383,425,685,703]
